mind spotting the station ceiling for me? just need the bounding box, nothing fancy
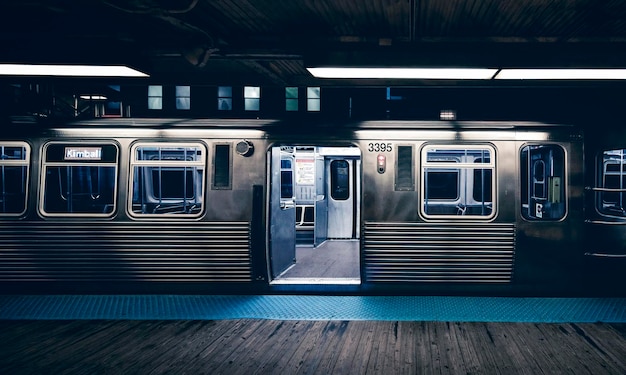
[2,0,626,87]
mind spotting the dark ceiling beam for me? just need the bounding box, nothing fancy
[304,42,626,69]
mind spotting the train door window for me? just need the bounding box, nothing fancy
[280,157,294,199]
[395,145,415,191]
[129,143,205,217]
[521,145,566,220]
[41,143,118,216]
[0,142,30,215]
[212,144,231,189]
[330,160,350,200]
[597,148,626,217]
[421,145,495,218]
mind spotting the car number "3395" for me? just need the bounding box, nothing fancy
[367,143,393,152]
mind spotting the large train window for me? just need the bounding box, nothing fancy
[41,143,118,216]
[521,144,565,220]
[421,145,495,218]
[0,142,30,215]
[597,148,626,217]
[129,143,205,217]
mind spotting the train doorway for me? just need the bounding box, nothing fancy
[268,146,361,285]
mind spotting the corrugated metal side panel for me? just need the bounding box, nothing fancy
[363,222,515,283]
[0,222,251,282]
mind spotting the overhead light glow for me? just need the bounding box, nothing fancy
[0,64,149,77]
[307,67,498,79]
[80,95,108,100]
[495,69,626,80]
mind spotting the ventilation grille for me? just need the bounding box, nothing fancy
[363,222,515,283]
[0,222,251,282]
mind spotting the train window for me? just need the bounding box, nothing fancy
[41,143,118,216]
[521,145,565,220]
[212,144,231,190]
[0,142,30,215]
[395,145,414,191]
[129,143,205,217]
[421,145,495,218]
[330,160,350,200]
[597,148,626,217]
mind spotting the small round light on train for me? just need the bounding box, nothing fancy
[236,140,254,157]
[377,154,386,174]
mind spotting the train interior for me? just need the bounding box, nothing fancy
[268,145,361,285]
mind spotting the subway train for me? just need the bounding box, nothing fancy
[0,118,623,296]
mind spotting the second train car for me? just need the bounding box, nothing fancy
[0,118,622,295]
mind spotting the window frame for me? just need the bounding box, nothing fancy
[175,85,191,110]
[0,141,31,217]
[128,141,207,219]
[420,144,496,220]
[148,85,163,110]
[39,141,119,218]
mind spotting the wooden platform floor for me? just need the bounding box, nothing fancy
[0,320,624,374]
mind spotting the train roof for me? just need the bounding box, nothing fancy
[7,117,578,131]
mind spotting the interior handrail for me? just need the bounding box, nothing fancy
[586,186,626,192]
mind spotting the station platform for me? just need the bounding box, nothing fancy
[1,294,624,322]
[1,295,625,374]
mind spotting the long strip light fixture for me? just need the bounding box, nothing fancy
[307,67,498,80]
[307,67,626,80]
[494,68,626,80]
[0,64,149,77]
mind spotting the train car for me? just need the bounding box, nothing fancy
[0,118,621,296]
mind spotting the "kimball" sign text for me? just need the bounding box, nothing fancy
[64,147,102,160]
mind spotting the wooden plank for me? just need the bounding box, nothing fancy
[0,320,624,374]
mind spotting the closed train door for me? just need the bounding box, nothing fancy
[268,146,361,285]
[584,145,626,291]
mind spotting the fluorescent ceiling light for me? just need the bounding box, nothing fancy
[0,64,149,77]
[80,95,108,100]
[495,69,626,80]
[307,67,497,79]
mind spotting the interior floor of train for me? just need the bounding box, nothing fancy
[273,240,360,284]
[0,295,624,374]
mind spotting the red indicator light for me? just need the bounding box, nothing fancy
[377,154,386,174]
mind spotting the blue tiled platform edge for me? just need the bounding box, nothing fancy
[0,295,624,322]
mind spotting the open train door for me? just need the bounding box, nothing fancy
[313,154,327,247]
[268,146,296,278]
[268,145,361,285]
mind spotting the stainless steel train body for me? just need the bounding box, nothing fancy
[0,118,621,295]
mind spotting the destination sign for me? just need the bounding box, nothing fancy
[64,147,102,160]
